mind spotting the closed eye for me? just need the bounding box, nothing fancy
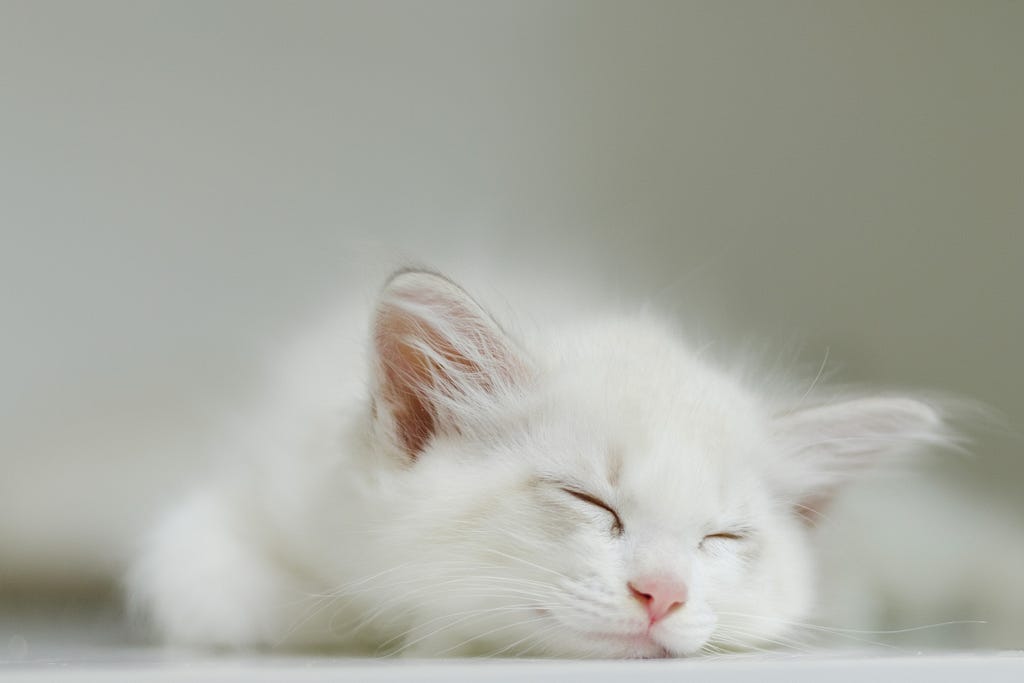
[560,487,624,537]
[700,530,750,549]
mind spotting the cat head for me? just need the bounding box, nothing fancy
[364,269,950,657]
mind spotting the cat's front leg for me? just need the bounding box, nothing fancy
[128,489,299,649]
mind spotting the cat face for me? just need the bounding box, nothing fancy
[365,270,946,657]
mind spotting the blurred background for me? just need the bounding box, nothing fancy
[1,0,1021,657]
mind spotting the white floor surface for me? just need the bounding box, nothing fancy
[2,596,1022,682]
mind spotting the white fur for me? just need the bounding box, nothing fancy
[128,270,951,657]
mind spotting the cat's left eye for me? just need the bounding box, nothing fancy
[700,530,748,549]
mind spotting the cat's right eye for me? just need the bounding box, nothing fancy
[560,487,624,537]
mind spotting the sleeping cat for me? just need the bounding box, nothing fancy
[129,268,952,657]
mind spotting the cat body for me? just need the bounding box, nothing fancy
[130,270,949,657]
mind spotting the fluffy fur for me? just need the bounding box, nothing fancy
[128,269,952,657]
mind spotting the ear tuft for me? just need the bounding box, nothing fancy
[371,269,528,459]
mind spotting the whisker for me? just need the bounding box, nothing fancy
[376,603,557,654]
[485,621,563,658]
[425,614,554,657]
[798,346,831,403]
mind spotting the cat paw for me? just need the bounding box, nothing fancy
[127,490,291,648]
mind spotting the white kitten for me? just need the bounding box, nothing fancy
[128,269,952,657]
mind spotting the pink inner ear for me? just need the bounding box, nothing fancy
[374,291,513,458]
[377,356,433,457]
[374,307,448,457]
[372,271,531,460]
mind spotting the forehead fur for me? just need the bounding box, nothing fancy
[519,314,768,520]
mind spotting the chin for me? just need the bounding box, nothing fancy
[545,627,704,659]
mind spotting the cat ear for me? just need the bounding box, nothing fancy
[370,269,530,460]
[772,397,950,522]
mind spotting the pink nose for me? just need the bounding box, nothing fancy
[628,576,688,623]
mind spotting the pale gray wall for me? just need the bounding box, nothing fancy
[1,0,1021,640]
